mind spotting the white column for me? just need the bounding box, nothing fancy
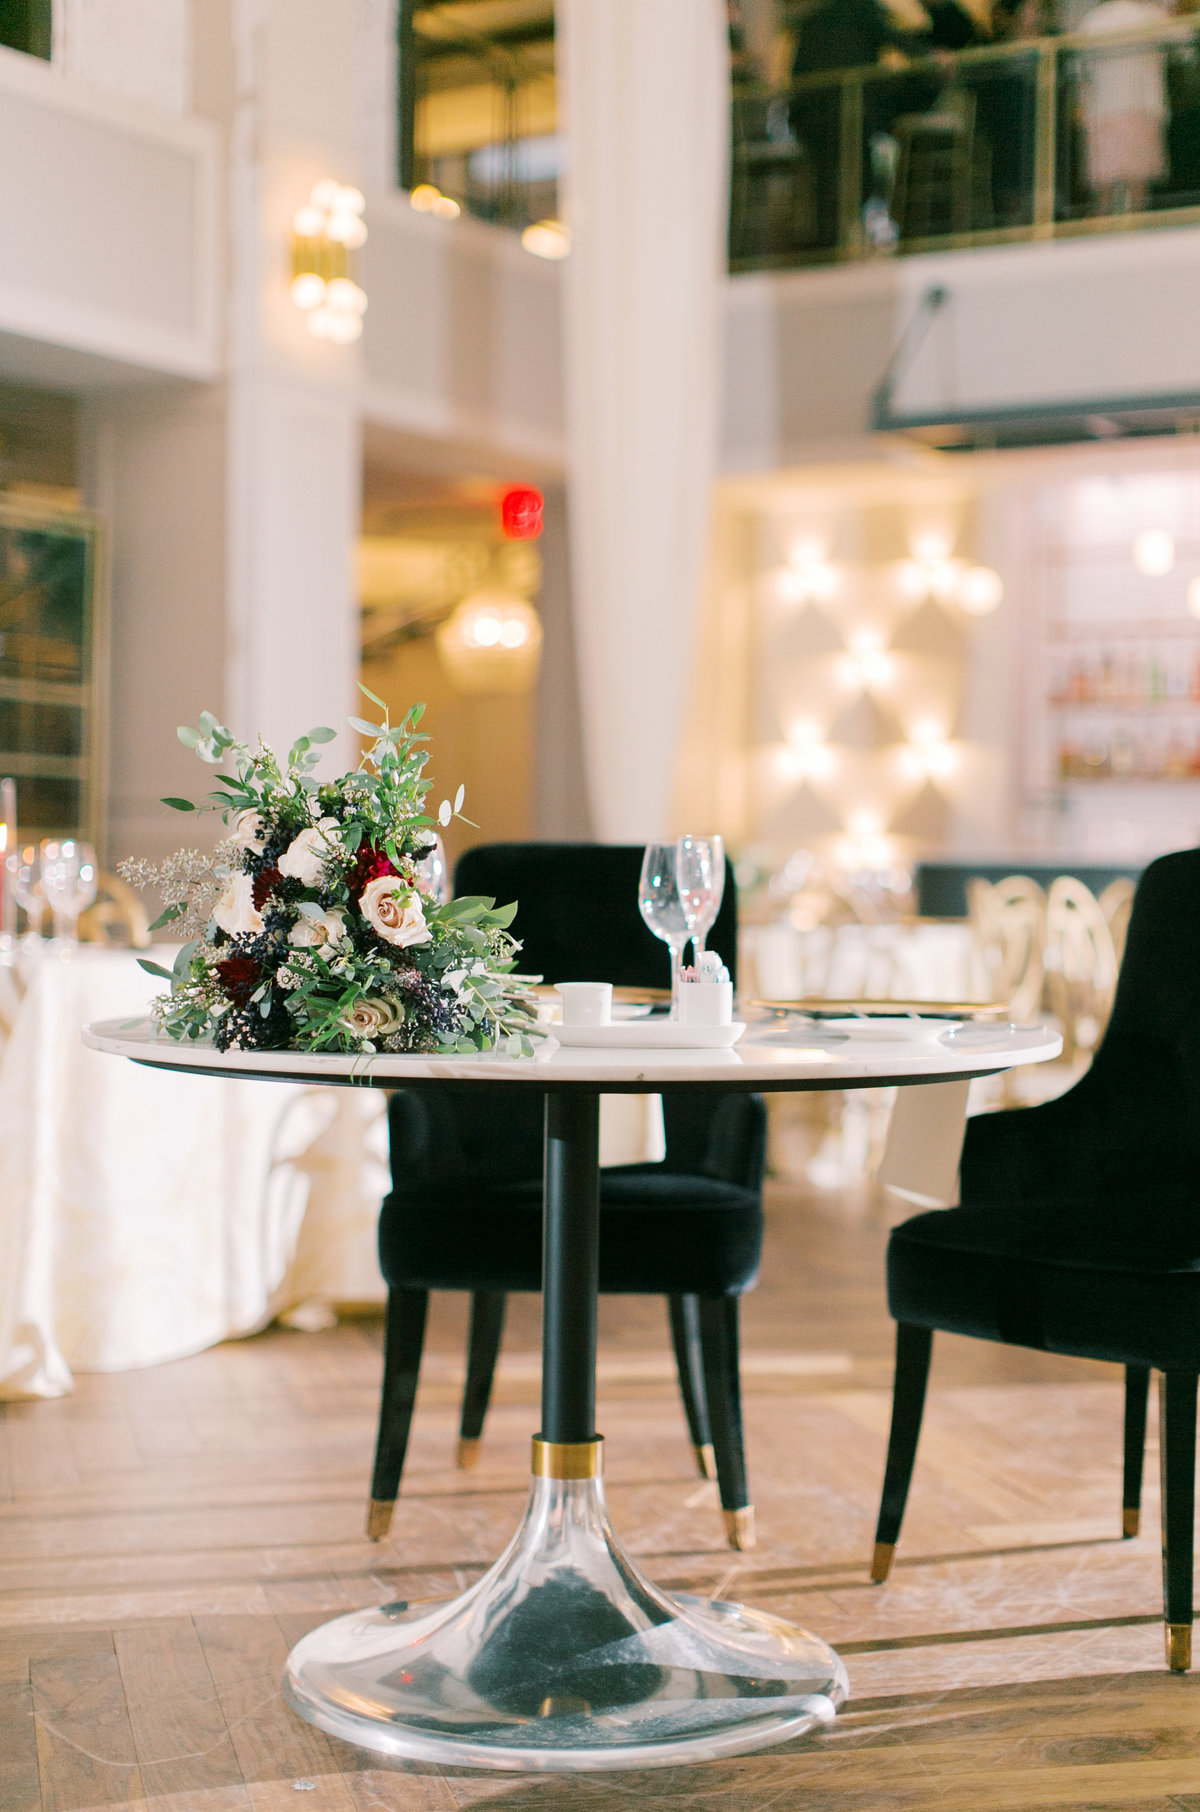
[223,0,363,765]
[558,0,729,842]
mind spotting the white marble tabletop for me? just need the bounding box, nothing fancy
[83,1015,1063,1092]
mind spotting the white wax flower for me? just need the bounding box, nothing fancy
[277,818,339,887]
[211,870,264,938]
[359,875,432,948]
[288,907,348,952]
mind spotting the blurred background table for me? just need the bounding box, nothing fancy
[0,944,391,1400]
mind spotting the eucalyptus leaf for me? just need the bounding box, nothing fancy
[161,797,195,812]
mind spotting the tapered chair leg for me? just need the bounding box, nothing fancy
[458,1291,506,1469]
[1122,1365,1151,1537]
[1160,1369,1197,1672]
[871,1322,934,1583]
[367,1287,429,1540]
[668,1294,716,1479]
[697,1294,754,1550]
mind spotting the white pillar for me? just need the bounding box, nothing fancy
[223,0,363,764]
[558,0,729,842]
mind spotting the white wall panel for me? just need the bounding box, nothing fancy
[0,49,218,376]
[361,198,564,469]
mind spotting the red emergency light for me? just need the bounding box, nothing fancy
[500,485,544,540]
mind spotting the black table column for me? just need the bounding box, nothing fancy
[539,1091,601,1455]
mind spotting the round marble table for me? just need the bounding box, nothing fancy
[84,1014,1061,1773]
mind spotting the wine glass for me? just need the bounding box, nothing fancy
[40,839,98,940]
[7,843,45,939]
[676,834,725,962]
[638,843,692,1013]
[414,833,450,905]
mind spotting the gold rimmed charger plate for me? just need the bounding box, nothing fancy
[749,997,1007,1018]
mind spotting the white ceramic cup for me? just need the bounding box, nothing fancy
[555,982,613,1026]
[678,980,733,1027]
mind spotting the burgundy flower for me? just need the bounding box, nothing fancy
[216,955,262,1004]
[252,865,282,910]
[347,844,398,901]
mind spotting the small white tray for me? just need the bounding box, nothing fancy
[553,1020,746,1050]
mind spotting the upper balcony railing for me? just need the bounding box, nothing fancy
[730,19,1200,272]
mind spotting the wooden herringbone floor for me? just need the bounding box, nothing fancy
[3,1175,1198,1812]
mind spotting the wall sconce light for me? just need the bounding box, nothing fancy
[957,565,1004,615]
[784,723,836,780]
[436,590,543,694]
[1134,528,1175,576]
[781,538,838,605]
[842,629,893,690]
[292,182,368,342]
[521,219,571,260]
[410,183,462,220]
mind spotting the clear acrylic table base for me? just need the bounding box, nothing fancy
[284,1468,848,1772]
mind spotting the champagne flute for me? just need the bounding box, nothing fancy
[40,839,98,940]
[638,842,692,1014]
[676,834,725,962]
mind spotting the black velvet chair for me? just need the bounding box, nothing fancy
[368,842,767,1551]
[870,847,1200,1671]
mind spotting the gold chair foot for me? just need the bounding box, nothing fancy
[366,1498,395,1541]
[1122,1506,1140,1538]
[1166,1623,1192,1673]
[694,1443,717,1481]
[457,1437,481,1470]
[723,1506,756,1551]
[870,1540,896,1584]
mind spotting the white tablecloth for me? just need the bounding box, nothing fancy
[0,947,390,1399]
[0,948,668,1400]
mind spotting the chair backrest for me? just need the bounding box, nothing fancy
[1098,874,1136,967]
[1096,848,1200,1055]
[967,874,1046,1020]
[1044,876,1118,1062]
[454,842,739,991]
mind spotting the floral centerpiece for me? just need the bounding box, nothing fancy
[119,692,539,1057]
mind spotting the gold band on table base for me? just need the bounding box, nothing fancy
[366,1499,395,1541]
[457,1437,481,1471]
[1122,1506,1140,1538]
[723,1506,756,1551]
[531,1436,603,1480]
[870,1541,896,1584]
[1166,1624,1192,1673]
[695,1443,717,1481]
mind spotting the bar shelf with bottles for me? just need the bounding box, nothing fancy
[1050,638,1200,782]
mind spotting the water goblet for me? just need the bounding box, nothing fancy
[638,842,692,1013]
[676,833,725,962]
[40,839,98,940]
[8,843,45,940]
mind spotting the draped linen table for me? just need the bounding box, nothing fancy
[85,1014,1059,1773]
[0,946,390,1399]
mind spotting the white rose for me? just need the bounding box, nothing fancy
[277,818,339,887]
[288,907,348,952]
[343,996,404,1040]
[211,870,264,938]
[230,809,266,852]
[359,875,432,948]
